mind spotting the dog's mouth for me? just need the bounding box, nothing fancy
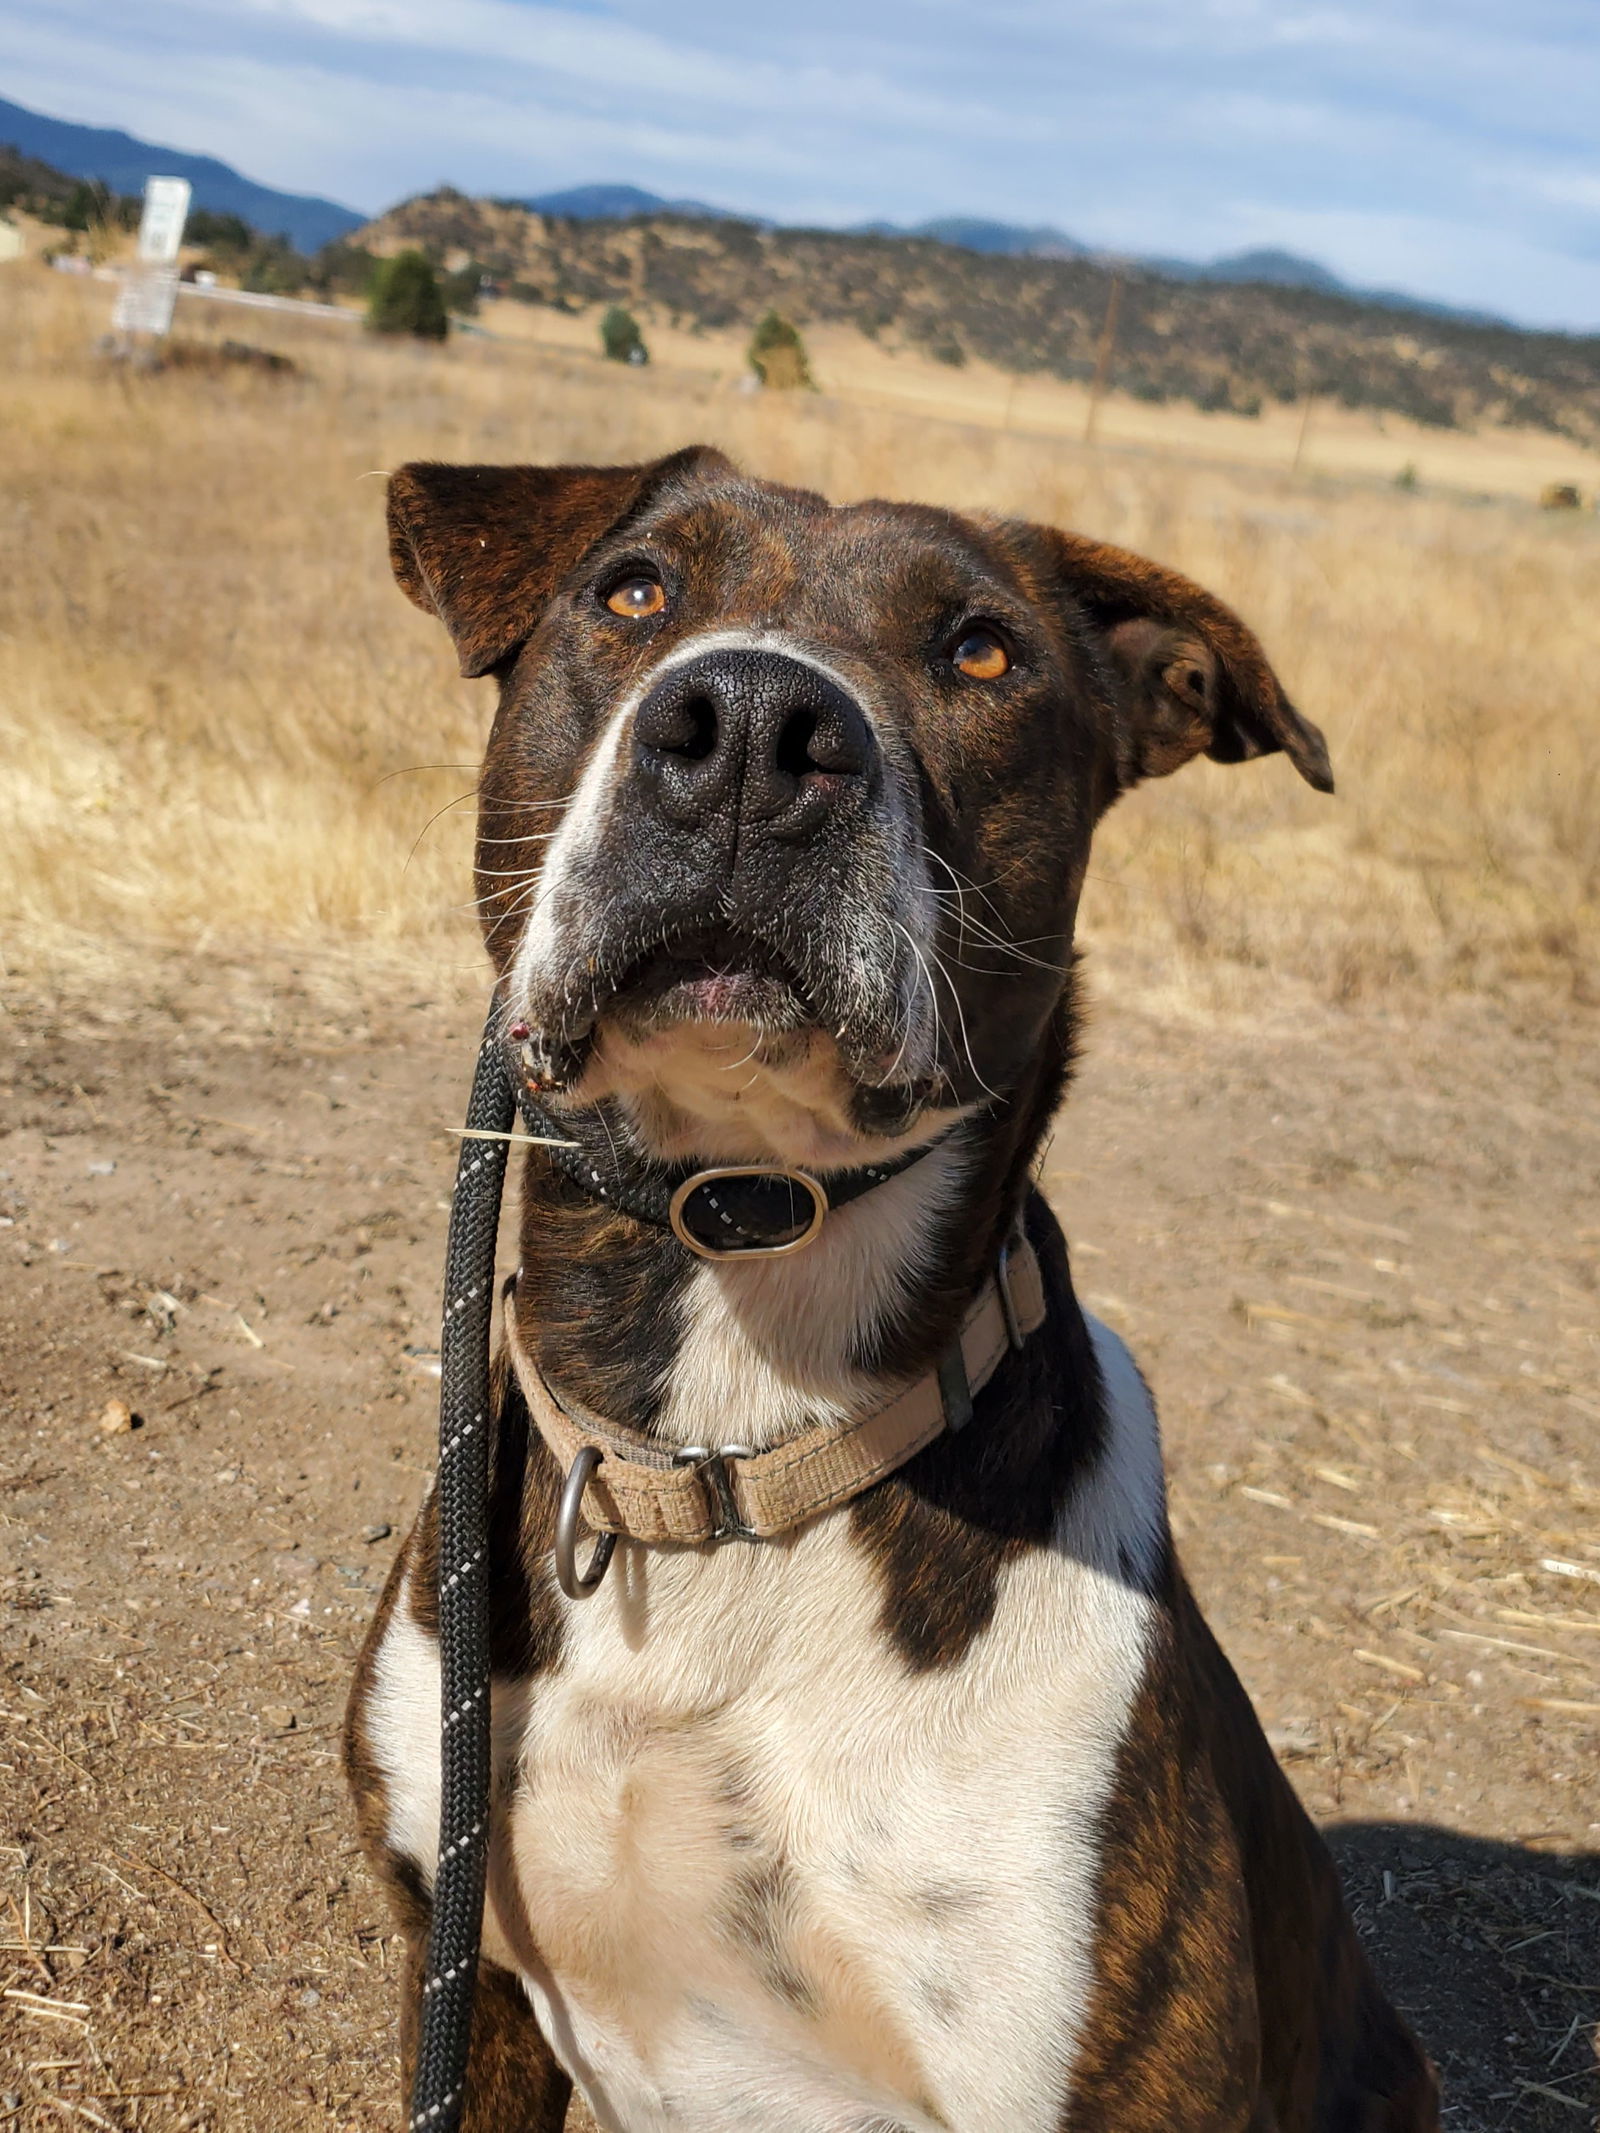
[512,909,945,1151]
[601,924,813,1038]
[556,917,949,1164]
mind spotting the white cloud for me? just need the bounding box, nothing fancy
[1525,169,1600,216]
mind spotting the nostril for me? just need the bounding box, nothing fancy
[775,701,868,780]
[642,691,719,762]
[775,707,821,779]
[677,696,718,762]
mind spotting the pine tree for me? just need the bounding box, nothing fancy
[748,311,813,390]
[367,251,449,341]
[600,305,649,365]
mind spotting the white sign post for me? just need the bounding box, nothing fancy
[137,176,192,265]
[112,175,192,340]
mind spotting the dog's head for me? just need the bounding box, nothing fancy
[391,448,1330,1170]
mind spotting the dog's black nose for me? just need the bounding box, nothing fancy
[632,648,873,832]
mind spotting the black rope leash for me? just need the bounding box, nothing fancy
[409,1007,514,2133]
[408,1007,957,2127]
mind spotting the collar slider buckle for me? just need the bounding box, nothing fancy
[674,1444,756,1541]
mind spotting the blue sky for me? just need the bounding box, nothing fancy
[4,0,1599,326]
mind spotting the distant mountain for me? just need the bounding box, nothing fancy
[521,182,747,223]
[0,95,362,252]
[515,192,1341,287]
[1185,248,1502,323]
[894,231,1370,300]
[851,215,1088,260]
[1199,247,1347,293]
[895,226,1500,322]
[507,190,1508,322]
[511,192,1086,259]
[856,222,1342,287]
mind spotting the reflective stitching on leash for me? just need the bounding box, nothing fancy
[406,1006,512,2133]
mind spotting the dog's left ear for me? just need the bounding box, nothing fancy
[387,445,735,677]
[1027,528,1334,794]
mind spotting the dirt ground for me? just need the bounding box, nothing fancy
[2,951,1597,2131]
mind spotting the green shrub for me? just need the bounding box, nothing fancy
[748,310,813,390]
[240,238,308,297]
[306,241,378,300]
[441,260,488,316]
[186,210,254,254]
[366,250,449,341]
[60,180,107,233]
[600,305,648,364]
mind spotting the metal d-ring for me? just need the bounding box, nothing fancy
[554,1445,616,1600]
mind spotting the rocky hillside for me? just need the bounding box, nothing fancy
[361,189,1600,444]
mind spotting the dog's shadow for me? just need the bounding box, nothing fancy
[1326,1822,1599,2132]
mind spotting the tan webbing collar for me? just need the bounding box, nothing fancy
[503,1233,1047,1549]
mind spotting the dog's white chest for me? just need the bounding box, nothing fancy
[365,1321,1164,2133]
[487,1504,1151,2133]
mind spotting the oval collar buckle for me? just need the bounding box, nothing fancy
[667,1166,829,1259]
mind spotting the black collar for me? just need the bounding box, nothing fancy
[511,1073,946,1259]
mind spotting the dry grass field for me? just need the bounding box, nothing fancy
[3,263,1597,1011]
[2,263,1598,2131]
[482,296,1600,505]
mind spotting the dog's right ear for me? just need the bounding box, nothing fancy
[1008,524,1333,795]
[387,445,735,677]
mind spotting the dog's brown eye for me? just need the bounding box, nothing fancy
[605,576,665,619]
[951,628,1010,681]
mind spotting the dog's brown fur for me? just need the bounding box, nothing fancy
[349,449,1437,2133]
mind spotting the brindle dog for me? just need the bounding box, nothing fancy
[345,448,1440,2133]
